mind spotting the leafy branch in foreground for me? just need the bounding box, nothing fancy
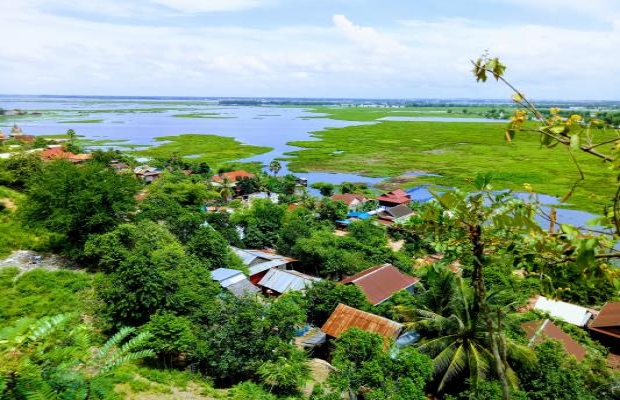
[472,53,619,209]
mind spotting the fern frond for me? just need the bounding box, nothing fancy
[25,314,70,347]
[117,331,153,357]
[97,326,135,360]
[99,349,155,375]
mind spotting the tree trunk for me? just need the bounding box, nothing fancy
[469,223,511,400]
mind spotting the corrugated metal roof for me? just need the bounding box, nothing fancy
[534,296,593,327]
[321,303,403,340]
[522,319,587,361]
[211,268,243,282]
[340,264,420,305]
[257,269,321,294]
[249,259,290,276]
[226,279,260,297]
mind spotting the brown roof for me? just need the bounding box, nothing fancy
[378,204,414,220]
[590,302,620,339]
[330,194,368,206]
[321,303,403,340]
[212,170,255,183]
[522,319,587,362]
[340,263,420,305]
[376,189,410,205]
[39,147,77,160]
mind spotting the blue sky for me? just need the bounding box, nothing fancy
[2,0,619,99]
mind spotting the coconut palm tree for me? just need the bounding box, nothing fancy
[396,271,533,395]
[216,177,237,203]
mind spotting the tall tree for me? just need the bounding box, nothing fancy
[20,160,139,257]
[269,160,282,176]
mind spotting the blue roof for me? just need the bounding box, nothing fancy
[347,211,372,220]
[405,185,452,203]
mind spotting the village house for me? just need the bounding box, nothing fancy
[257,269,321,296]
[521,319,587,362]
[211,170,255,184]
[321,303,404,342]
[330,193,370,211]
[532,296,595,327]
[211,268,260,297]
[242,191,279,204]
[376,189,410,207]
[231,246,297,284]
[376,204,415,225]
[340,264,420,305]
[38,146,93,163]
[134,165,162,183]
[588,301,620,349]
[109,160,131,173]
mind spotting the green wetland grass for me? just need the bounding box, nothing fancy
[307,105,511,121]
[285,120,617,214]
[172,113,234,119]
[58,119,104,124]
[134,134,272,166]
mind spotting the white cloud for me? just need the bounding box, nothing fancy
[148,0,273,13]
[332,14,408,55]
[0,3,619,99]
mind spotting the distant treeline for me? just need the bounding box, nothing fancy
[218,99,344,106]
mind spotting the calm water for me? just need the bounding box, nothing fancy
[0,96,600,224]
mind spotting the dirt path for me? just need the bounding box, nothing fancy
[0,250,75,274]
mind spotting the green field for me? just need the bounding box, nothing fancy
[133,134,272,165]
[58,119,104,123]
[306,105,511,121]
[285,118,617,214]
[172,112,233,119]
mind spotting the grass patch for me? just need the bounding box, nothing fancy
[285,121,617,214]
[133,134,271,166]
[171,113,233,119]
[0,268,97,325]
[0,186,54,258]
[306,106,510,121]
[58,119,104,123]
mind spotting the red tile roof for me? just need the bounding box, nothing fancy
[212,170,255,183]
[590,302,620,339]
[376,189,410,205]
[340,263,420,305]
[330,194,368,206]
[321,303,403,340]
[39,147,77,160]
[522,319,587,361]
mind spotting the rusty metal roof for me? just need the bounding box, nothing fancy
[340,264,420,305]
[590,301,620,339]
[321,303,403,340]
[522,319,587,362]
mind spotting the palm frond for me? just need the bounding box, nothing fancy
[467,342,492,384]
[417,334,462,357]
[437,343,468,392]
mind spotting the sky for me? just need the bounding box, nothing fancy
[1,0,620,100]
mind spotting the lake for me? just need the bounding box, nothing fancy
[0,96,601,225]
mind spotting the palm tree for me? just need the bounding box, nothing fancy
[396,271,533,395]
[216,177,236,203]
[269,160,282,176]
